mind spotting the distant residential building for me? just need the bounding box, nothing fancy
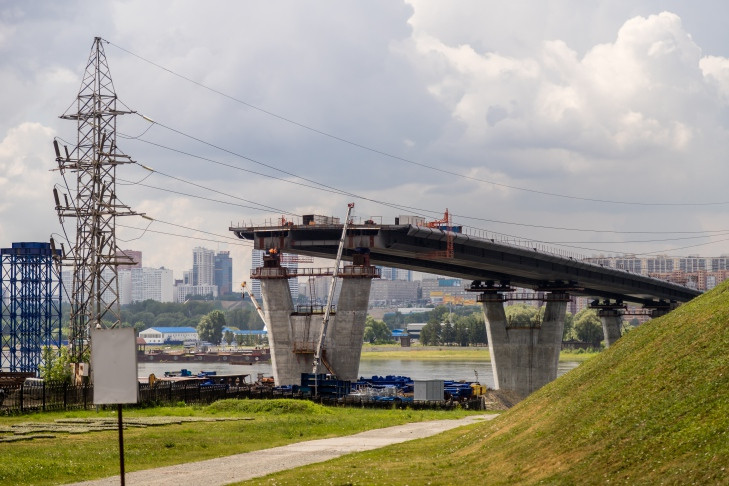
[584,254,729,291]
[131,267,174,303]
[377,266,412,281]
[119,269,132,305]
[214,251,233,296]
[174,283,218,303]
[193,247,215,286]
[369,280,420,306]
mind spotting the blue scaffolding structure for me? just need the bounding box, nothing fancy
[0,242,62,374]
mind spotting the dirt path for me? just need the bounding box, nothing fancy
[70,414,495,486]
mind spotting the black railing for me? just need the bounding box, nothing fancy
[0,381,472,415]
[0,381,282,415]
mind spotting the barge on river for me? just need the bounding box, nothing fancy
[138,347,270,365]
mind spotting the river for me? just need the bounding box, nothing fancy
[138,359,581,388]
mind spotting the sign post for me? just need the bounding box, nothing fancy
[91,328,138,486]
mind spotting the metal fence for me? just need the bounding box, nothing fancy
[0,381,282,415]
[0,381,471,415]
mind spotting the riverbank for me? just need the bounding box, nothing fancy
[360,345,599,363]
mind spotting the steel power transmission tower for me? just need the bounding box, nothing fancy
[53,37,142,373]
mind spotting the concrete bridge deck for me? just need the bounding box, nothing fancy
[231,223,701,306]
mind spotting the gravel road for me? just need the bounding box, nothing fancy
[69,414,495,486]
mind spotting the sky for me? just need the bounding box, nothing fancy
[2,0,729,282]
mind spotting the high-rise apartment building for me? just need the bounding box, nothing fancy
[193,247,215,286]
[214,251,233,296]
[131,267,174,303]
[377,266,412,281]
[584,254,729,291]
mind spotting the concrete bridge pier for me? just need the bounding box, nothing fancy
[256,251,378,386]
[481,292,569,399]
[597,308,623,348]
[259,277,303,386]
[323,274,374,381]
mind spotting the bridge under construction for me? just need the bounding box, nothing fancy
[231,216,701,398]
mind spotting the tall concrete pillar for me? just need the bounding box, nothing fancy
[598,309,622,348]
[482,293,568,399]
[260,278,299,386]
[324,278,373,381]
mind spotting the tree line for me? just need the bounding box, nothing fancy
[373,304,617,346]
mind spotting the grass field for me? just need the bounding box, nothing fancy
[0,400,476,485]
[237,282,729,485]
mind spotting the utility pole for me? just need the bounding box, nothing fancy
[53,37,142,378]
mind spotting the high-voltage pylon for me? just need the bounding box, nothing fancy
[53,37,142,369]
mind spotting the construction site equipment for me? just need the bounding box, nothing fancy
[0,243,62,374]
[424,209,455,259]
[312,203,355,389]
[280,254,314,264]
[241,281,267,327]
[301,373,351,399]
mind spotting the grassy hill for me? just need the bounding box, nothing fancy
[247,281,729,485]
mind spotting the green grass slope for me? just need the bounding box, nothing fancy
[248,281,729,485]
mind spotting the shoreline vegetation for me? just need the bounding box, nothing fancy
[360,344,599,363]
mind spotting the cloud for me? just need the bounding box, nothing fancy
[0,122,57,243]
[2,1,729,278]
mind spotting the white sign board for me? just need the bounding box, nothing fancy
[91,327,139,404]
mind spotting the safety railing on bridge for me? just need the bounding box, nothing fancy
[252,266,380,279]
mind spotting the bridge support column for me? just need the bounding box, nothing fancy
[257,256,378,385]
[323,277,373,381]
[481,292,568,399]
[597,309,622,348]
[259,278,301,386]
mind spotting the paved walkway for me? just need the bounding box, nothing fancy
[71,414,495,486]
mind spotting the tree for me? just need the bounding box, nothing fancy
[562,311,575,340]
[362,316,394,344]
[235,333,244,347]
[506,304,541,327]
[441,321,456,345]
[197,310,226,344]
[419,320,442,346]
[39,346,72,383]
[224,330,234,346]
[456,312,486,346]
[573,308,603,344]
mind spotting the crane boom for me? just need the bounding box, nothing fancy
[312,202,354,377]
[241,281,267,328]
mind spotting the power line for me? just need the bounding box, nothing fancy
[122,130,729,240]
[117,224,252,247]
[104,38,729,208]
